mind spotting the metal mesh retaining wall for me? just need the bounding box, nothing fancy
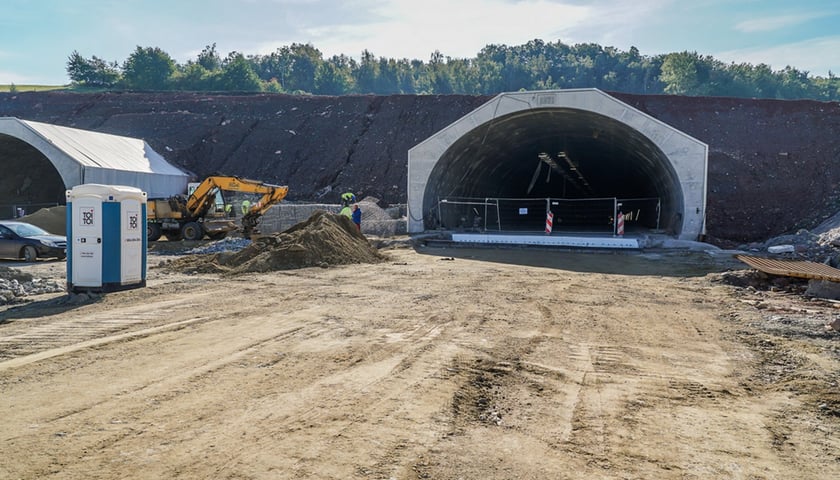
[258,203,407,237]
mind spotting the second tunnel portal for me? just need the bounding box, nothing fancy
[407,89,708,241]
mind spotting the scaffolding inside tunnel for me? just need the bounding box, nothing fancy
[435,196,661,235]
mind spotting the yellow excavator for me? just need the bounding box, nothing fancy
[147,175,289,241]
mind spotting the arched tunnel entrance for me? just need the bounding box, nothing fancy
[408,89,708,241]
[0,133,66,217]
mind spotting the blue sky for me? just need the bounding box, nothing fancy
[1,0,838,85]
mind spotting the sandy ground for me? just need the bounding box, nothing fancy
[0,243,838,479]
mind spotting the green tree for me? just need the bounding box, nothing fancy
[395,59,417,93]
[172,62,215,91]
[376,57,403,94]
[121,46,175,90]
[426,51,455,94]
[60,39,836,99]
[659,51,713,95]
[315,55,355,95]
[197,43,221,72]
[171,44,223,91]
[446,58,481,93]
[776,66,812,99]
[251,49,288,86]
[812,71,840,101]
[474,45,506,93]
[66,50,120,87]
[355,50,379,93]
[217,52,262,91]
[284,43,323,93]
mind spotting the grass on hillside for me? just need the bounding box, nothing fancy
[0,85,69,92]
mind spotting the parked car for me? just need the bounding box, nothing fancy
[0,221,67,261]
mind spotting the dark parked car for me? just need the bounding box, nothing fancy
[0,221,67,261]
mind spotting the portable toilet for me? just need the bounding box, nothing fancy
[66,184,147,292]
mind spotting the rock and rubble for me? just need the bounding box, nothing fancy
[0,266,64,305]
[737,212,840,267]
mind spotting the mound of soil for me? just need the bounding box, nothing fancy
[19,206,66,235]
[162,210,386,274]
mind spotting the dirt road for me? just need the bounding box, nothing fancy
[1,245,838,479]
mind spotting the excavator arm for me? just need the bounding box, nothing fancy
[186,175,289,237]
[241,184,289,237]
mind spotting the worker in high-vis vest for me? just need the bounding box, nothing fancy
[341,192,356,207]
[340,204,352,218]
[339,192,355,218]
[241,199,251,215]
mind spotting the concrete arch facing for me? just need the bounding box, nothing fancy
[407,89,708,240]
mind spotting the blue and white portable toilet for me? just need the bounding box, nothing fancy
[66,184,147,292]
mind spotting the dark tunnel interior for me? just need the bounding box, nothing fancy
[0,133,67,218]
[423,108,683,235]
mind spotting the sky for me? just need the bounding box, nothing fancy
[1,0,839,85]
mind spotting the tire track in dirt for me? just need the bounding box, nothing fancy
[0,277,223,360]
[410,333,593,478]
[0,305,328,478]
[208,318,462,478]
[0,311,211,367]
[5,288,461,479]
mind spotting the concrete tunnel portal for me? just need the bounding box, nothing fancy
[408,89,709,241]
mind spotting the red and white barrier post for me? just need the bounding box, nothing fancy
[545,211,554,235]
[616,211,625,236]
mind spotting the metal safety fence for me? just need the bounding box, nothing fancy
[436,196,660,235]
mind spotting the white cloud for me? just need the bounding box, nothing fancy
[0,70,35,84]
[714,35,840,76]
[7,0,838,84]
[296,0,681,61]
[735,12,824,33]
[558,0,674,46]
[256,0,596,61]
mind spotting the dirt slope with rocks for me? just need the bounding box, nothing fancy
[611,93,840,246]
[2,91,839,245]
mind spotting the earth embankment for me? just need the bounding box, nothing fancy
[2,91,839,244]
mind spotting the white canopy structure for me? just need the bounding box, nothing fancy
[0,117,189,202]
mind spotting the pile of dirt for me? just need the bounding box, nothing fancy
[160,211,386,275]
[19,206,66,235]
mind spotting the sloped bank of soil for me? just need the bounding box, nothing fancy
[18,206,66,235]
[3,91,840,244]
[159,211,387,274]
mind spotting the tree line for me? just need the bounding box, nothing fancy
[66,39,840,101]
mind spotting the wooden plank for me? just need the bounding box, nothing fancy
[735,255,840,282]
